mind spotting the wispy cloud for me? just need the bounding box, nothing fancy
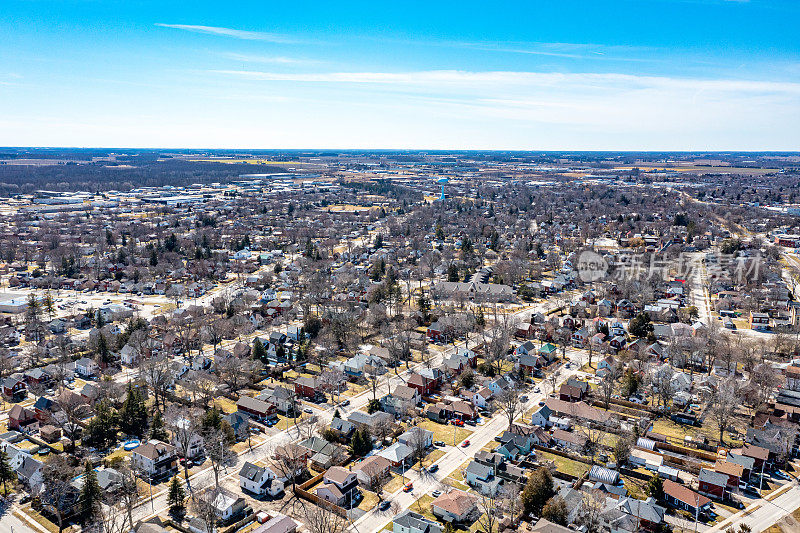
[220,52,319,65]
[155,23,298,43]
[210,69,800,95]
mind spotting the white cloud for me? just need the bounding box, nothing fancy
[220,52,318,65]
[155,24,297,43]
[210,68,800,95]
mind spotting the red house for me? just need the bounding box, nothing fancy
[698,468,727,499]
[742,444,770,471]
[294,376,321,400]
[715,460,743,490]
[408,373,438,396]
[2,376,26,399]
[8,404,38,432]
[237,396,277,420]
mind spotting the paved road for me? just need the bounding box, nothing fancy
[706,482,800,533]
[350,346,590,533]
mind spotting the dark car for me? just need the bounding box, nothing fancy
[379,501,391,511]
[428,464,439,473]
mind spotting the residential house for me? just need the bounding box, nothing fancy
[223,411,252,441]
[380,385,420,416]
[714,460,743,491]
[353,455,392,486]
[298,436,347,470]
[258,386,298,416]
[239,461,284,497]
[130,440,178,481]
[530,405,553,428]
[552,428,587,452]
[171,419,204,460]
[392,510,443,533]
[251,514,298,533]
[8,405,38,432]
[316,466,359,507]
[237,396,277,421]
[75,357,99,377]
[529,519,572,533]
[377,442,413,467]
[472,387,492,408]
[663,480,711,517]
[515,341,536,357]
[398,427,433,449]
[199,487,247,522]
[2,376,26,399]
[559,378,589,402]
[329,417,356,441]
[698,468,728,499]
[408,373,439,396]
[464,461,501,495]
[294,376,322,401]
[431,490,477,523]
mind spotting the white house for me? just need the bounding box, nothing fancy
[74,357,99,377]
[398,427,433,449]
[171,419,204,460]
[130,440,177,480]
[239,461,284,497]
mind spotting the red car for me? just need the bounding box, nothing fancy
[452,419,464,427]
[461,440,470,447]
[403,482,413,492]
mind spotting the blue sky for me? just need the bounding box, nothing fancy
[1,0,799,150]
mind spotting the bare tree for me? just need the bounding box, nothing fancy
[201,426,235,489]
[499,482,521,525]
[270,443,307,493]
[303,503,348,533]
[41,454,77,533]
[710,378,739,445]
[371,416,397,445]
[361,460,389,499]
[476,493,501,533]
[495,385,522,430]
[599,364,621,410]
[140,354,173,411]
[167,408,201,486]
[115,464,140,532]
[575,491,605,533]
[192,488,221,533]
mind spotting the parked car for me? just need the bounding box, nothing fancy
[461,440,470,447]
[434,441,445,447]
[431,490,441,497]
[403,482,413,492]
[428,464,439,473]
[379,501,391,511]
[452,419,464,427]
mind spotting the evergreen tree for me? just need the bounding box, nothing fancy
[252,338,267,362]
[367,399,381,414]
[646,472,664,501]
[521,467,556,516]
[167,476,186,515]
[351,428,372,456]
[80,461,103,521]
[119,383,148,438]
[150,410,169,441]
[83,401,119,450]
[96,334,111,365]
[0,448,14,495]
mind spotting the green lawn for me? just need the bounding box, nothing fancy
[416,420,473,445]
[411,494,436,521]
[536,451,589,478]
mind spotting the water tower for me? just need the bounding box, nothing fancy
[436,177,448,201]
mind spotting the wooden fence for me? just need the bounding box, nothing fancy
[294,472,349,518]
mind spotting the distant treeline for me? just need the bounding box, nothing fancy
[0,154,290,195]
